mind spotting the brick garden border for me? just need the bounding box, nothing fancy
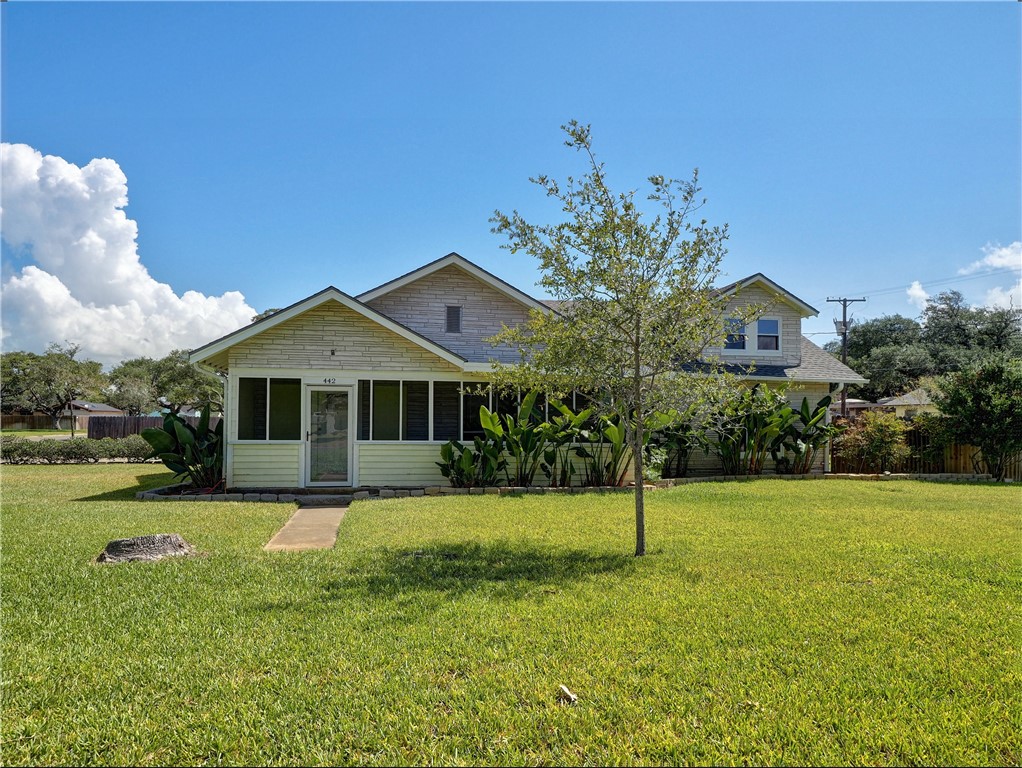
[136,471,994,504]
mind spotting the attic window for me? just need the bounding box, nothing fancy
[445,305,462,334]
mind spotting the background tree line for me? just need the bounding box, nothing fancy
[824,290,1022,402]
[1,344,223,425]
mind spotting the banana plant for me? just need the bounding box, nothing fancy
[479,390,547,487]
[141,408,223,489]
[436,437,506,488]
[782,395,842,474]
[576,414,633,487]
[539,399,592,487]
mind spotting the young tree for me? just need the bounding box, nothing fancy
[489,121,744,556]
[929,356,1022,480]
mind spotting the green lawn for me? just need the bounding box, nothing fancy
[1,429,73,437]
[2,466,1019,766]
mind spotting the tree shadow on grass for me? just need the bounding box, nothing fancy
[322,540,636,605]
[76,471,177,502]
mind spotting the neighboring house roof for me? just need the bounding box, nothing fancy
[713,273,819,317]
[684,337,867,385]
[356,252,552,313]
[190,285,467,369]
[68,400,123,413]
[877,387,932,407]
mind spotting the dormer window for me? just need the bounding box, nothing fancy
[445,305,462,334]
[724,319,746,350]
[722,317,782,355]
[756,318,780,351]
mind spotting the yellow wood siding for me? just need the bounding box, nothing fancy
[706,284,803,367]
[232,443,301,487]
[357,443,447,486]
[227,302,462,372]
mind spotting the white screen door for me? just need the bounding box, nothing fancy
[307,388,352,485]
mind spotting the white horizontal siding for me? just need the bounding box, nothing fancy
[232,443,301,487]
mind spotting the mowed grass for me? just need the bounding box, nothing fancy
[2,466,1019,766]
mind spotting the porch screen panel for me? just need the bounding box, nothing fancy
[372,380,400,440]
[268,379,302,440]
[357,380,371,440]
[432,381,460,441]
[402,381,429,441]
[462,383,490,440]
[238,378,267,440]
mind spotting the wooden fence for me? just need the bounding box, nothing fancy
[830,426,1021,480]
[87,415,221,439]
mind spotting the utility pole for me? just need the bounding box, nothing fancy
[827,297,866,418]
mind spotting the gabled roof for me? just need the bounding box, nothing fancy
[190,286,467,368]
[356,251,552,313]
[714,273,819,318]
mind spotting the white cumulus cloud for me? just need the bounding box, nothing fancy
[906,280,929,310]
[985,279,1022,309]
[1,143,255,367]
[958,241,1022,275]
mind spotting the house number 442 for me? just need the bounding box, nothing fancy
[322,378,337,384]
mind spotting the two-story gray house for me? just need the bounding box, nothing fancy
[190,252,865,488]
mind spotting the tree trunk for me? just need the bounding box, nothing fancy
[634,426,645,556]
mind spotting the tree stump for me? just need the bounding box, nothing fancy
[97,534,196,563]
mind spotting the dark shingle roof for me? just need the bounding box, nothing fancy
[684,337,867,384]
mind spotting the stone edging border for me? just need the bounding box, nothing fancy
[136,471,995,504]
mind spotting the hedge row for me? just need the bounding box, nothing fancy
[0,435,156,464]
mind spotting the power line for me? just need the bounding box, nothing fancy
[842,267,1018,299]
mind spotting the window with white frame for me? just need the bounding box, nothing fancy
[756,318,781,351]
[721,318,782,354]
[724,318,746,350]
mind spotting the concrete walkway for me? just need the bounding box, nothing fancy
[264,505,347,552]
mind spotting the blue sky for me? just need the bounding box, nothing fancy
[2,1,1019,366]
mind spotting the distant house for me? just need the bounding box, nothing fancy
[827,398,881,422]
[62,401,124,419]
[878,387,936,419]
[190,252,866,488]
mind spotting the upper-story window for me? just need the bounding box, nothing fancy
[724,319,746,350]
[445,305,462,334]
[756,318,780,351]
[722,317,782,355]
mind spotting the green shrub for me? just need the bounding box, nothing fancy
[0,434,159,464]
[0,436,33,464]
[835,411,910,473]
[116,434,155,463]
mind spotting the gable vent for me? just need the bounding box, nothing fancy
[445,305,462,334]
